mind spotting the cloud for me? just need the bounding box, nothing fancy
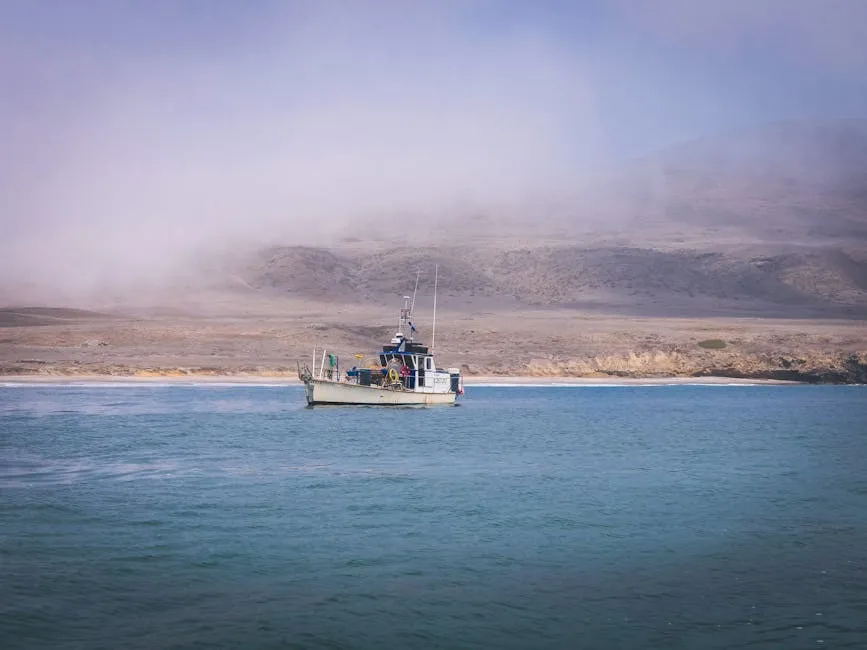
[1,0,866,305]
[0,1,609,303]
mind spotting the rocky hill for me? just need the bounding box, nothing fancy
[221,243,866,318]
[202,120,867,319]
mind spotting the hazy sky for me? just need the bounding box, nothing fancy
[2,0,866,302]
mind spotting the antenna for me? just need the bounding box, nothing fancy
[409,270,420,316]
[399,296,407,333]
[431,264,438,353]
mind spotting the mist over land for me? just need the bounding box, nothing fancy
[2,1,866,381]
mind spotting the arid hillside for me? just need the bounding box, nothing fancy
[226,243,867,319]
[204,120,867,319]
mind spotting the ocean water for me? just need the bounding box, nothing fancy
[1,384,865,650]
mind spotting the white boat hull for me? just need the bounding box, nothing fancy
[304,379,456,406]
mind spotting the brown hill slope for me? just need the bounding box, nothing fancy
[218,120,867,318]
[226,243,867,318]
[6,121,865,320]
[0,307,117,328]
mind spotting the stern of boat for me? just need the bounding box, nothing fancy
[297,363,316,405]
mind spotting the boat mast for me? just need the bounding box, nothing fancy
[408,270,420,342]
[431,264,438,353]
[409,270,420,316]
[396,271,421,340]
[399,295,411,336]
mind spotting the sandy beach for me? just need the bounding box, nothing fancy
[0,374,801,386]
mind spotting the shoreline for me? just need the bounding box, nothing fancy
[0,374,802,386]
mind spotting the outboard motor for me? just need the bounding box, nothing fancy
[448,368,461,393]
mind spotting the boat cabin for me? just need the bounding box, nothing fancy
[377,332,441,390]
[335,298,461,395]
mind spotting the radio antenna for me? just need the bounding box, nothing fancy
[409,270,420,316]
[431,265,438,353]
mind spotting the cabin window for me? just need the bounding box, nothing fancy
[379,355,386,366]
[425,357,432,371]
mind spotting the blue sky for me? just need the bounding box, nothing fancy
[1,0,866,299]
[4,0,866,157]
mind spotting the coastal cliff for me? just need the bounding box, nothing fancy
[515,351,867,384]
[4,349,865,385]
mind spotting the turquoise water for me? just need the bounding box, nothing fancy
[1,384,866,649]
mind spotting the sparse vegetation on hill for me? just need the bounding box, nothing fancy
[227,244,867,318]
[209,121,867,319]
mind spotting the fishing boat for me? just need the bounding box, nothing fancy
[297,268,463,406]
